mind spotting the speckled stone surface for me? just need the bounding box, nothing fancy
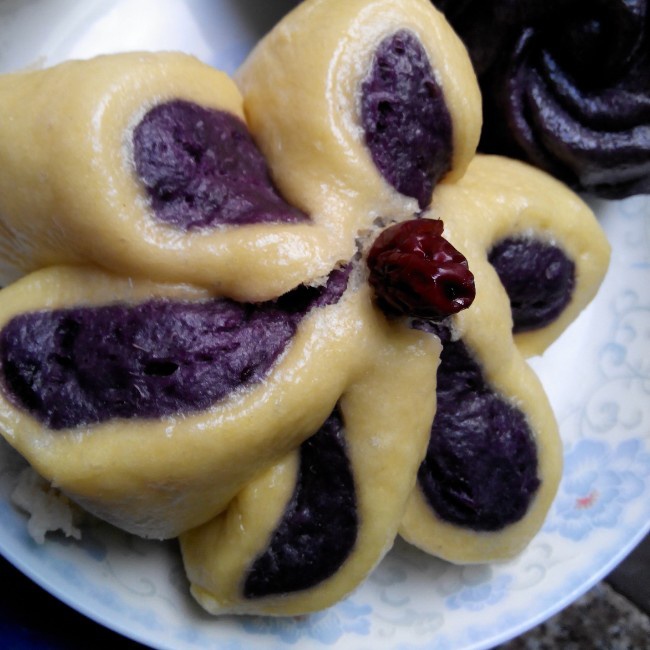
[607,532,650,614]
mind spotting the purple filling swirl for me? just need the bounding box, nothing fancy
[133,100,308,229]
[360,30,454,209]
[244,406,357,598]
[415,324,540,531]
[0,268,349,430]
[434,0,650,198]
[488,237,576,332]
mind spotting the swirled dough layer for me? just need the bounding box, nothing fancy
[0,265,439,539]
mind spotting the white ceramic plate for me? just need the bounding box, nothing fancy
[0,1,649,648]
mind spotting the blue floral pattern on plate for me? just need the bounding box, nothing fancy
[0,3,648,649]
[547,439,650,542]
[241,601,372,645]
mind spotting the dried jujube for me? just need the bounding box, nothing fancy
[367,219,475,321]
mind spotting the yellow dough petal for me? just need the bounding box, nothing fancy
[400,156,609,563]
[237,0,482,217]
[400,340,563,563]
[181,318,440,615]
[0,265,411,539]
[430,155,611,357]
[0,52,345,300]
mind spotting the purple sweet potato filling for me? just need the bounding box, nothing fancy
[244,406,357,598]
[133,100,308,229]
[0,268,349,430]
[415,324,540,531]
[488,237,575,332]
[360,30,453,209]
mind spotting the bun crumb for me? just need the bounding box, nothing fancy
[11,467,82,544]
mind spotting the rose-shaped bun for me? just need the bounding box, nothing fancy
[435,0,650,198]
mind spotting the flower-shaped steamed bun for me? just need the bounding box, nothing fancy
[0,0,611,618]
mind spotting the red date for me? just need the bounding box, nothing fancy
[367,218,475,321]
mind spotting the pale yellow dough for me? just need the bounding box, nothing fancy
[431,155,611,357]
[0,266,439,539]
[400,156,610,563]
[236,0,481,217]
[181,309,440,616]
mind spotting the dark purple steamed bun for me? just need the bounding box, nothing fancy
[434,0,650,198]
